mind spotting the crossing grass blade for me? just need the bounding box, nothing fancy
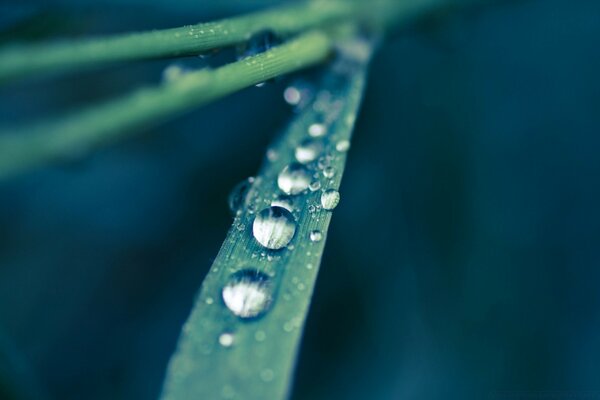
[160,35,376,400]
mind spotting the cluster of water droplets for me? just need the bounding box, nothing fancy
[211,53,361,364]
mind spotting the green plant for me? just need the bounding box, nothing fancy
[0,1,492,398]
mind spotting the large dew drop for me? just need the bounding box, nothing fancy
[222,269,273,319]
[277,163,311,195]
[253,206,296,249]
[321,189,340,210]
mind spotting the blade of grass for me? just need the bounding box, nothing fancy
[0,1,354,81]
[0,30,332,180]
[160,34,375,400]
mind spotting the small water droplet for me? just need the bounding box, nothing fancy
[321,189,340,210]
[253,206,296,249]
[283,80,314,110]
[309,180,321,191]
[162,63,189,82]
[308,123,327,137]
[322,166,336,178]
[295,139,323,164]
[283,86,302,105]
[205,297,214,305]
[228,177,254,215]
[236,30,280,59]
[309,230,323,242]
[260,369,275,382]
[255,330,266,342]
[222,269,273,319]
[267,148,278,162]
[277,163,311,195]
[219,332,235,347]
[336,140,350,152]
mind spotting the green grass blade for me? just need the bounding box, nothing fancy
[0,30,332,180]
[0,1,354,81]
[160,34,375,400]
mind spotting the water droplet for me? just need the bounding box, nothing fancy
[267,148,278,162]
[283,80,314,110]
[277,163,311,195]
[253,206,296,249]
[255,330,266,342]
[228,177,254,215]
[219,332,235,347]
[162,63,189,82]
[222,269,273,319]
[237,30,280,60]
[336,140,350,152]
[309,230,323,242]
[308,123,327,137]
[295,139,323,164]
[321,189,340,210]
[205,297,214,305]
[260,369,275,382]
[309,180,321,191]
[322,166,336,178]
[283,86,302,106]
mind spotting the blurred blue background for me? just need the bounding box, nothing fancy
[0,0,599,399]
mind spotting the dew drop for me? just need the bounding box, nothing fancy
[295,139,323,164]
[219,332,235,347]
[321,189,340,210]
[228,177,254,215]
[308,123,327,138]
[266,148,278,162]
[222,269,273,319]
[283,80,314,110]
[336,140,350,152]
[255,330,266,342]
[322,166,336,178]
[236,30,280,60]
[283,86,302,106]
[309,180,321,192]
[277,163,311,195]
[260,369,275,382]
[309,230,323,242]
[253,206,296,249]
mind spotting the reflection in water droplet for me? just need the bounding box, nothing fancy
[308,123,327,138]
[228,177,254,215]
[253,206,296,249]
[219,332,235,347]
[277,163,311,195]
[321,189,340,210]
[222,269,273,318]
[295,139,323,164]
[309,230,323,242]
[271,197,294,212]
[336,140,350,152]
[323,166,336,178]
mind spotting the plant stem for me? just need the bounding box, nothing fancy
[0,1,354,81]
[0,30,332,179]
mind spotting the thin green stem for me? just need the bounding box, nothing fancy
[0,31,332,179]
[0,1,354,81]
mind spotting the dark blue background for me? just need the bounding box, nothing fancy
[0,0,599,399]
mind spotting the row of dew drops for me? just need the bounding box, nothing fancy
[207,73,353,361]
